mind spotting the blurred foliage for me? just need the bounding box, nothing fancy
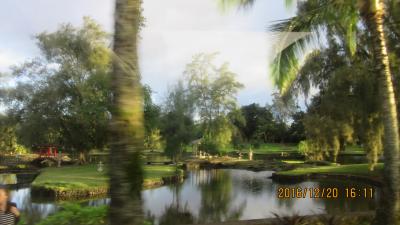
[0,115,29,154]
[144,129,162,151]
[36,204,107,225]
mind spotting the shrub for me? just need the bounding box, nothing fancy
[36,204,107,225]
[36,204,154,225]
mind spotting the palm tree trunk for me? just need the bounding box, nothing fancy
[109,0,144,224]
[360,0,400,224]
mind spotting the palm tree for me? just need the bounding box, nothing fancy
[222,0,400,224]
[358,1,400,224]
[109,0,145,224]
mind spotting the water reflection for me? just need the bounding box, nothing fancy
[157,204,194,225]
[144,169,379,224]
[10,188,58,225]
[10,169,380,225]
[197,170,245,223]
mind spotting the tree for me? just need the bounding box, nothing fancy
[227,108,246,149]
[143,87,161,134]
[143,85,162,150]
[233,103,301,145]
[184,53,243,153]
[287,111,306,143]
[161,81,195,162]
[239,104,275,143]
[270,92,297,124]
[299,45,384,164]
[108,0,145,224]
[2,18,111,159]
[359,2,400,222]
[0,115,27,154]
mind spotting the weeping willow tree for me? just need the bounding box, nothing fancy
[298,46,385,168]
[109,0,145,224]
[301,114,353,163]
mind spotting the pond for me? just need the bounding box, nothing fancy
[10,169,380,225]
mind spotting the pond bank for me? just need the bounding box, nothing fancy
[31,165,184,200]
[271,163,383,186]
[195,211,374,225]
[0,167,40,189]
[184,158,294,171]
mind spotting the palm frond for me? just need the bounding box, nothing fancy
[269,0,359,94]
[269,16,319,94]
[282,50,322,100]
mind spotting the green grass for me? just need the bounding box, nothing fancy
[144,165,179,181]
[340,145,366,155]
[252,143,363,154]
[252,143,298,154]
[32,164,178,191]
[281,160,305,164]
[222,143,298,154]
[277,163,383,177]
[254,143,297,152]
[346,145,364,152]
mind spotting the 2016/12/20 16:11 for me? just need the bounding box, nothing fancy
[277,187,374,199]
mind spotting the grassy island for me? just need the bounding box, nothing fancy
[273,163,384,186]
[32,164,182,200]
[277,163,383,176]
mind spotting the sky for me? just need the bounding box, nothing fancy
[0,0,295,106]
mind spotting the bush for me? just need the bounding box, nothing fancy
[36,204,107,225]
[36,204,154,225]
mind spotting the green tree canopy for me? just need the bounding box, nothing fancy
[2,17,112,153]
[184,53,243,153]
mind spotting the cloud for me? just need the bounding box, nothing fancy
[0,0,114,72]
[0,0,294,106]
[139,30,274,104]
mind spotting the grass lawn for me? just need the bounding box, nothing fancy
[277,163,383,177]
[340,145,366,155]
[253,144,364,155]
[252,143,298,154]
[281,160,305,164]
[221,143,298,154]
[32,164,179,191]
[221,143,365,155]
